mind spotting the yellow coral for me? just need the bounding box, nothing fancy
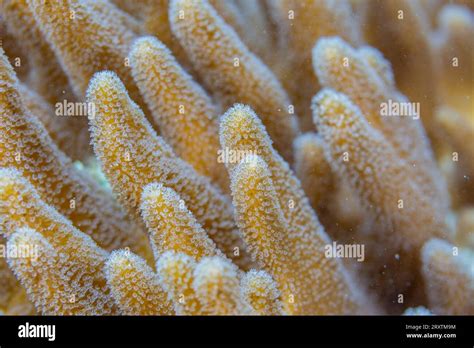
[26,0,144,110]
[129,36,227,189]
[222,105,361,314]
[7,227,117,315]
[140,183,221,260]
[240,270,284,315]
[192,255,251,315]
[268,0,361,130]
[0,0,472,317]
[86,71,250,269]
[433,4,474,117]
[169,0,299,160]
[422,238,474,315]
[0,49,149,256]
[1,0,75,104]
[312,88,451,306]
[156,251,202,315]
[312,37,448,212]
[105,249,174,315]
[293,132,335,210]
[17,82,89,161]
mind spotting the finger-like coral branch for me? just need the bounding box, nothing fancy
[312,37,448,210]
[240,269,284,315]
[422,238,474,314]
[140,183,221,260]
[130,36,227,189]
[156,251,202,314]
[105,249,174,315]
[312,88,451,306]
[268,0,362,130]
[7,226,117,315]
[26,0,143,108]
[169,0,299,160]
[0,50,150,257]
[87,71,251,269]
[229,153,359,314]
[192,256,251,315]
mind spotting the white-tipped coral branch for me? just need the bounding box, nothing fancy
[156,251,202,315]
[26,0,144,109]
[312,88,451,306]
[221,104,362,314]
[140,183,221,260]
[192,256,251,315]
[0,169,120,315]
[0,0,472,316]
[7,227,118,315]
[0,49,150,257]
[169,0,299,160]
[422,239,474,315]
[241,270,284,315]
[86,71,251,269]
[129,36,228,189]
[105,249,174,315]
[433,5,474,117]
[312,37,448,213]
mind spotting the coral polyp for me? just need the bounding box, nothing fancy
[0,0,472,316]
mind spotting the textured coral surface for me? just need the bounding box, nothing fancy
[0,0,472,315]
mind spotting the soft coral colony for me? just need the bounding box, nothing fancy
[0,0,472,316]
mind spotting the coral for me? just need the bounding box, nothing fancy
[0,237,35,315]
[1,0,75,104]
[432,4,474,117]
[192,255,251,315]
[17,82,89,161]
[129,36,228,190]
[363,0,437,136]
[113,0,190,65]
[7,227,117,315]
[0,169,120,315]
[312,88,450,306]
[0,0,472,316]
[240,270,284,315]
[293,132,335,211]
[268,0,362,130]
[26,0,146,114]
[221,105,362,314]
[105,249,174,315]
[86,71,250,269]
[421,238,474,315]
[435,106,474,205]
[0,49,150,257]
[140,182,221,260]
[156,252,202,314]
[169,0,299,161]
